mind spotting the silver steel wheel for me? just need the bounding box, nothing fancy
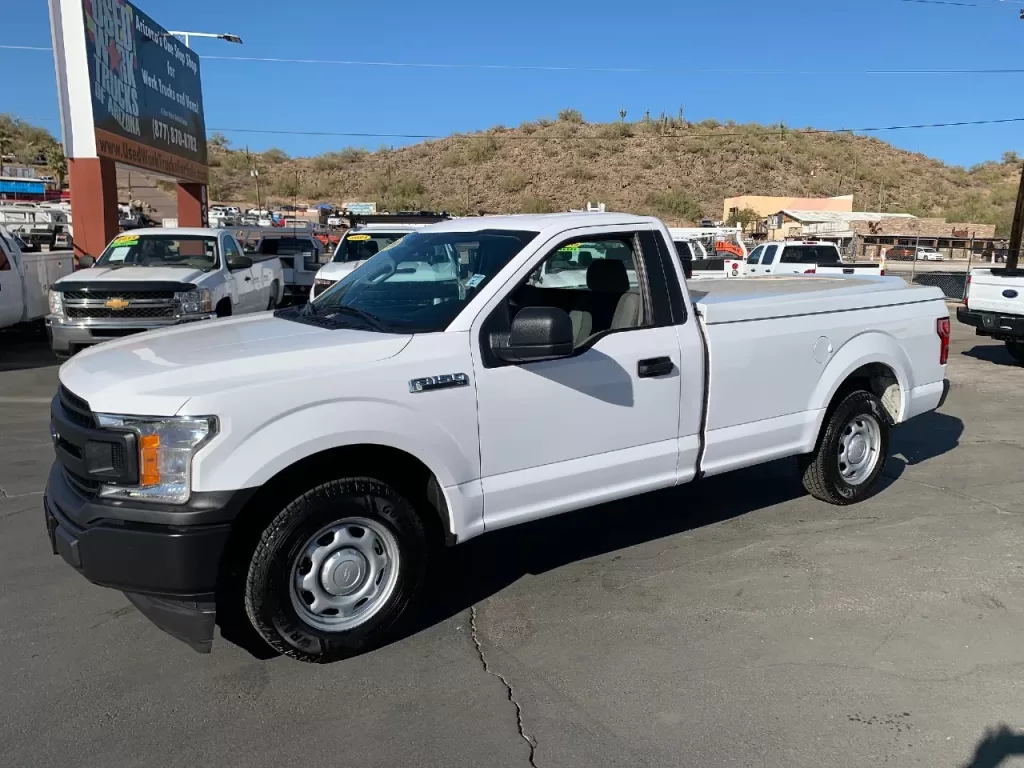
[288,517,401,632]
[837,413,882,486]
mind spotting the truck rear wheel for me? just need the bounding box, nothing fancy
[244,477,428,663]
[799,390,891,505]
[1006,341,1024,364]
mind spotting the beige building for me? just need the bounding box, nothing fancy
[723,194,853,222]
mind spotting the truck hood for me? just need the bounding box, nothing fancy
[316,261,363,282]
[58,314,413,415]
[54,266,210,287]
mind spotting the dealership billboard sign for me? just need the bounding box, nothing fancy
[48,0,209,184]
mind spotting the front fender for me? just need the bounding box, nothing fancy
[808,330,914,427]
[192,397,477,494]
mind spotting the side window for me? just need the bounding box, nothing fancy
[513,234,647,349]
[814,246,841,264]
[747,245,764,265]
[674,241,693,260]
[222,237,241,262]
[762,245,778,265]
[780,247,800,263]
[0,243,9,271]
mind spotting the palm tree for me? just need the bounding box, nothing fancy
[45,144,68,189]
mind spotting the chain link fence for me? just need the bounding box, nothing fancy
[853,239,1022,301]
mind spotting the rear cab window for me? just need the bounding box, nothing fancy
[334,231,409,263]
[781,245,841,264]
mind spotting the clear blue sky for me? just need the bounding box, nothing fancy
[5,0,1024,167]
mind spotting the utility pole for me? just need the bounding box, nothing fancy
[1006,161,1024,271]
[246,146,262,212]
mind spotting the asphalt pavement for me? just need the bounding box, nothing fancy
[2,317,1024,767]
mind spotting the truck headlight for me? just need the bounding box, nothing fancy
[48,289,64,316]
[95,414,217,504]
[174,289,212,315]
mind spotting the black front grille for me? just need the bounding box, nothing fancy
[63,468,99,499]
[61,290,175,301]
[58,386,94,428]
[66,306,175,320]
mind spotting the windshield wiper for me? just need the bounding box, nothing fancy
[323,305,390,332]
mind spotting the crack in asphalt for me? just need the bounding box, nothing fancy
[884,472,1014,516]
[469,606,538,768]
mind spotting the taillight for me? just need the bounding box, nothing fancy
[937,317,950,365]
[731,262,739,271]
[803,267,817,274]
[965,273,971,309]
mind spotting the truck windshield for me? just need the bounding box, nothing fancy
[334,232,410,263]
[305,229,537,333]
[95,235,219,270]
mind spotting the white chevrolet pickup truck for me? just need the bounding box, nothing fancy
[46,228,285,356]
[43,213,950,662]
[957,266,1024,362]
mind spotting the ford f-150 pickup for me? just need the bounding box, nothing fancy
[957,266,1024,363]
[43,212,950,662]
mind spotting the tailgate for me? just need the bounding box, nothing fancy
[968,270,1024,314]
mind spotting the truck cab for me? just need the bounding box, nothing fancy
[46,228,284,356]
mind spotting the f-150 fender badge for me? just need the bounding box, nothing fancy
[409,373,469,393]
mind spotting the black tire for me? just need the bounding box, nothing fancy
[244,477,428,663]
[267,281,279,311]
[1006,341,1024,364]
[799,390,891,506]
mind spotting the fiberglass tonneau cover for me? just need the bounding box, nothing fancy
[690,275,943,325]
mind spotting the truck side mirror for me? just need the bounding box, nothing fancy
[494,306,574,363]
[228,255,253,271]
[78,255,95,268]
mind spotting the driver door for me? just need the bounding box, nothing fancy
[222,235,256,312]
[470,226,684,531]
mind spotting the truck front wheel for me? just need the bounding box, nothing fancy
[244,477,428,663]
[799,390,891,505]
[1006,340,1024,364]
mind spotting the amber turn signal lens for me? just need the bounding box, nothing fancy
[140,434,160,486]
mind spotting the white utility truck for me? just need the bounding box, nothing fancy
[43,213,949,662]
[744,241,884,277]
[45,228,284,356]
[957,266,1024,363]
[0,225,74,330]
[312,212,451,300]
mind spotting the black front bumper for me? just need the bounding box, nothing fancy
[957,306,1024,340]
[43,462,250,653]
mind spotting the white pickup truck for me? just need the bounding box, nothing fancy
[957,267,1024,363]
[0,225,74,330]
[745,241,884,278]
[43,212,950,662]
[46,228,284,356]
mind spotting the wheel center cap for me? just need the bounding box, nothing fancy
[848,436,867,464]
[320,549,367,596]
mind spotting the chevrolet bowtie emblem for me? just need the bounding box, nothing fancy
[105,297,130,310]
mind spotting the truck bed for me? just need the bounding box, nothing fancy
[690,275,942,325]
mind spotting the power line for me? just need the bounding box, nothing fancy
[6,44,1024,76]
[898,0,1021,8]
[207,116,1024,141]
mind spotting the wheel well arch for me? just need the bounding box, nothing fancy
[228,443,451,550]
[215,296,232,317]
[825,362,901,426]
